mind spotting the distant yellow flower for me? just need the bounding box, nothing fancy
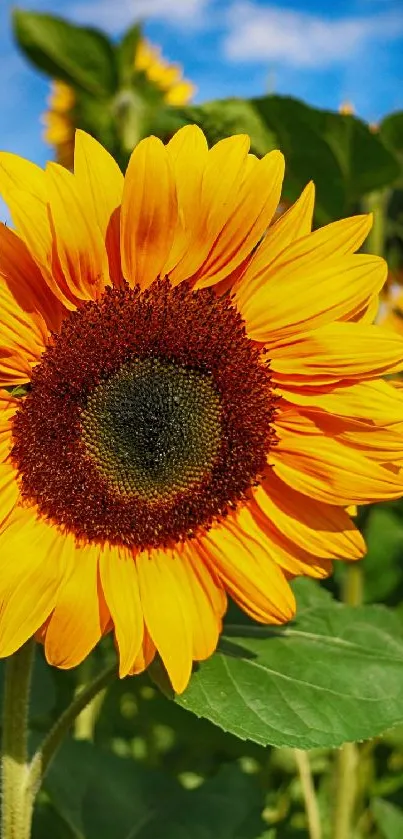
[1,127,403,693]
[43,81,76,168]
[134,38,195,106]
[43,38,195,167]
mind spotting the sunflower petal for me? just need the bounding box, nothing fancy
[136,548,193,693]
[121,136,178,290]
[99,544,143,677]
[200,507,295,624]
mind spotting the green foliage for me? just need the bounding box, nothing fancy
[372,799,403,839]
[7,7,403,839]
[13,10,117,96]
[176,580,403,749]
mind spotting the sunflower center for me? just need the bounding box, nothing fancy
[80,358,221,502]
[12,279,276,548]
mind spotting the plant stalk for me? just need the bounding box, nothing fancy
[1,640,35,839]
[27,664,116,801]
[294,749,322,839]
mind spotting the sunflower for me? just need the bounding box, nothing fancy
[43,38,195,168]
[1,127,403,694]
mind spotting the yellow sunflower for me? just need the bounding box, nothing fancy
[1,126,403,694]
[43,38,195,168]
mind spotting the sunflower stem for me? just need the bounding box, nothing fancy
[363,189,388,258]
[1,639,35,839]
[294,749,322,839]
[27,664,116,802]
[332,563,362,839]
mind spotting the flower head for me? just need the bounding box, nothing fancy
[1,127,403,692]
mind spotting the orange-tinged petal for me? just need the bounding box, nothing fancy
[0,465,19,527]
[270,322,403,383]
[254,472,365,559]
[276,379,403,427]
[164,125,208,277]
[272,433,403,505]
[238,253,386,343]
[0,222,65,334]
[251,501,334,578]
[99,544,143,677]
[4,187,78,310]
[193,149,285,288]
[168,134,250,285]
[74,130,124,286]
[0,510,69,657]
[44,541,108,668]
[129,626,156,675]
[0,276,47,364]
[46,162,110,301]
[175,543,222,661]
[136,548,193,693]
[121,136,178,290]
[200,506,295,624]
[0,347,33,386]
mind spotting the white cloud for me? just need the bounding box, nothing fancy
[68,0,210,34]
[223,2,403,68]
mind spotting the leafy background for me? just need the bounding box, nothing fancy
[1,6,403,839]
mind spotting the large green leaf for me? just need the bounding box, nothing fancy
[372,798,403,839]
[380,113,403,165]
[44,739,265,839]
[13,10,117,96]
[175,580,403,749]
[252,96,399,221]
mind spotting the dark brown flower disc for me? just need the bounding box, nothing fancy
[11,280,277,548]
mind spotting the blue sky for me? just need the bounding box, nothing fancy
[1,0,402,172]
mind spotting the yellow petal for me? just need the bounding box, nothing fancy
[136,547,193,694]
[74,130,124,286]
[272,433,403,505]
[46,162,110,301]
[238,253,386,343]
[270,322,403,383]
[200,506,295,624]
[0,510,68,657]
[121,136,178,290]
[278,379,403,427]
[44,540,108,668]
[254,473,365,559]
[193,150,285,288]
[99,544,143,677]
[233,181,315,299]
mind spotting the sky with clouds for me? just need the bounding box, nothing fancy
[0,0,402,174]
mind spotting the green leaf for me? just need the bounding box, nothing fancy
[362,504,403,603]
[117,23,142,86]
[175,581,403,749]
[251,95,346,223]
[45,739,265,839]
[13,9,117,96]
[372,798,403,839]
[252,96,400,221]
[380,113,403,164]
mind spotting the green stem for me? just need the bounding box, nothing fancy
[1,640,35,839]
[363,189,388,258]
[73,658,107,742]
[332,564,362,839]
[27,664,116,802]
[294,749,322,839]
[332,742,359,839]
